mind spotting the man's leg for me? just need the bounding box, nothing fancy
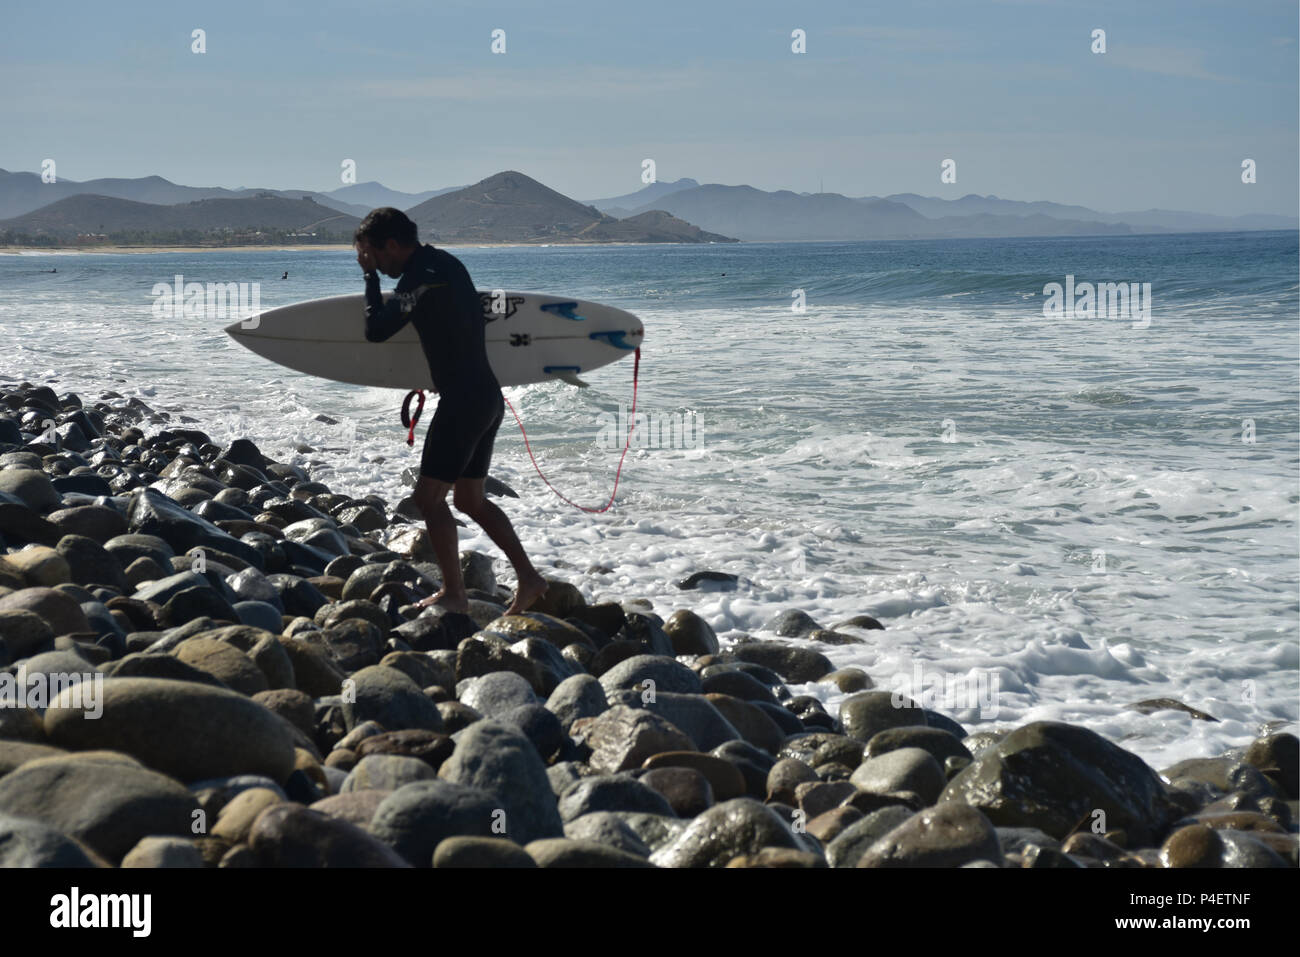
[452,477,548,616]
[412,475,470,613]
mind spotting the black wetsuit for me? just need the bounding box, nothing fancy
[363,244,504,482]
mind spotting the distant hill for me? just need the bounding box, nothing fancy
[0,193,361,244]
[586,178,700,213]
[630,185,931,240]
[582,210,737,243]
[877,192,1297,233]
[407,171,733,243]
[0,168,374,221]
[324,180,462,212]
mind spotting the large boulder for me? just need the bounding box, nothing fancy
[939,721,1180,845]
[0,756,198,862]
[43,677,298,784]
[437,721,564,845]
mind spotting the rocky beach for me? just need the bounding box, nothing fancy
[0,379,1295,869]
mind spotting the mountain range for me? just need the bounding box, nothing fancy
[0,167,1292,247]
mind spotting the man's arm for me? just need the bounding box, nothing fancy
[364,270,422,342]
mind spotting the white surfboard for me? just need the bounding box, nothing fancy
[225,291,644,391]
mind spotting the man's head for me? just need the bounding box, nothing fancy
[354,207,419,277]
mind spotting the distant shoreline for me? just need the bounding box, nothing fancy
[0,240,712,255]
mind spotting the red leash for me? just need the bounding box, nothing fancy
[506,346,641,513]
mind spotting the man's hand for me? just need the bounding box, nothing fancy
[356,243,377,274]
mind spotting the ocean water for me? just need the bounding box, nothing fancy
[1,231,1297,770]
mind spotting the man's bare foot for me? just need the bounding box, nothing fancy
[505,574,548,616]
[416,589,470,614]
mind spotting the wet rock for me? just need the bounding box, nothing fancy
[460,670,538,718]
[650,797,818,868]
[840,691,928,742]
[599,654,703,695]
[858,802,1002,868]
[762,609,822,637]
[570,706,695,773]
[663,609,719,656]
[726,641,833,683]
[941,721,1179,845]
[851,748,948,805]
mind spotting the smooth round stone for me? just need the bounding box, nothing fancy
[727,641,833,683]
[342,665,444,733]
[120,835,205,868]
[56,535,129,591]
[0,469,61,511]
[460,670,538,718]
[0,756,198,862]
[1244,733,1299,799]
[767,757,820,805]
[558,775,677,823]
[642,751,747,801]
[526,837,656,868]
[807,806,865,844]
[663,609,719,656]
[43,676,297,784]
[598,654,703,695]
[545,673,608,732]
[437,721,564,845]
[309,790,390,826]
[369,779,502,866]
[342,754,437,792]
[826,806,917,868]
[249,804,410,867]
[839,691,927,742]
[640,766,714,818]
[820,668,873,693]
[174,636,268,696]
[233,600,285,634]
[0,812,107,867]
[866,726,972,765]
[212,787,284,844]
[850,748,948,805]
[563,811,653,857]
[0,587,90,637]
[6,551,67,596]
[432,835,537,868]
[857,802,1002,868]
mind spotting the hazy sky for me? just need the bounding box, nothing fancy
[2,0,1295,215]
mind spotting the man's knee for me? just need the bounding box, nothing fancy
[452,487,485,517]
[414,478,451,516]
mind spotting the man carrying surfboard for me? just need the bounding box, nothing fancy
[354,207,548,617]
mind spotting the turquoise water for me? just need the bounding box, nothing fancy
[1,230,1297,767]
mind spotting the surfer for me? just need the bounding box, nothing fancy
[353,207,548,617]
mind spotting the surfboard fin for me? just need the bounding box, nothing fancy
[554,371,590,388]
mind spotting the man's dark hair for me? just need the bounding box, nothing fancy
[355,207,418,247]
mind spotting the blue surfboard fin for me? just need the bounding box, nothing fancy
[544,365,589,387]
[540,301,585,321]
[588,330,637,350]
